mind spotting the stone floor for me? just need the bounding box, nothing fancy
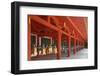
[31,48,88,61]
[66,48,88,59]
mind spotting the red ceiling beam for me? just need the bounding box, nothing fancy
[30,16,59,32]
[30,16,70,36]
[30,16,81,41]
[83,17,88,40]
[66,17,85,41]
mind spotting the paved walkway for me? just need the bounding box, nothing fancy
[31,48,88,61]
[67,48,88,59]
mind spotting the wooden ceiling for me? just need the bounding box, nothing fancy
[30,15,88,42]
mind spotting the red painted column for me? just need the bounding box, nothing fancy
[76,40,77,51]
[67,36,71,57]
[81,42,82,49]
[28,17,31,61]
[37,35,39,56]
[83,42,84,48]
[74,39,76,54]
[80,42,81,50]
[82,42,83,48]
[78,41,80,51]
[57,32,62,59]
[79,42,80,50]
[80,42,81,49]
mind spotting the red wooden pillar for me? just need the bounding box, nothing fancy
[78,41,79,51]
[37,35,39,56]
[67,36,71,57]
[81,42,82,49]
[79,42,80,50]
[79,42,81,50]
[76,40,77,51]
[80,42,81,49]
[74,39,76,54]
[83,42,84,48]
[57,32,62,59]
[28,17,31,61]
[77,41,78,51]
[81,42,83,49]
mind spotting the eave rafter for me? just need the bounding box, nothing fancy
[29,15,86,41]
[66,17,85,41]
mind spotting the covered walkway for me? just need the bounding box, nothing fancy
[28,15,88,61]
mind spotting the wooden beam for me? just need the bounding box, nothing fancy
[30,16,59,31]
[30,16,71,37]
[48,16,50,23]
[64,22,70,34]
[83,17,88,39]
[51,16,59,26]
[66,17,85,41]
[30,16,81,42]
